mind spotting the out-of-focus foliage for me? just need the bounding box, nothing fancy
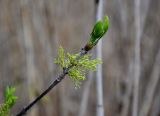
[0,87,17,116]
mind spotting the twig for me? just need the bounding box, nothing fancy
[16,49,88,116]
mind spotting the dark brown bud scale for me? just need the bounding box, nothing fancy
[84,44,93,51]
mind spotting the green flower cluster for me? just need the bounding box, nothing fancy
[0,87,17,116]
[54,46,102,88]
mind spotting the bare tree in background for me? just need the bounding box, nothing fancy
[95,0,105,116]
[133,0,141,116]
[0,0,160,116]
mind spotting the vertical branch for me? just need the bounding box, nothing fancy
[121,63,134,116]
[133,0,141,116]
[95,0,104,116]
[139,48,160,116]
[133,0,151,115]
[21,1,38,115]
[117,0,128,37]
[140,0,150,36]
[151,87,160,116]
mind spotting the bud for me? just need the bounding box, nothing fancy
[91,21,104,41]
[90,16,109,45]
[84,16,109,51]
[103,16,109,35]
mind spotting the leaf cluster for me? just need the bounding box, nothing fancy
[0,87,17,116]
[54,46,102,88]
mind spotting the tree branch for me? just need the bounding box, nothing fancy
[16,49,88,116]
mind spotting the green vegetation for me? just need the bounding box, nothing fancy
[52,16,109,88]
[0,87,17,116]
[1,16,109,115]
[84,16,109,51]
[54,46,102,88]
[90,16,109,45]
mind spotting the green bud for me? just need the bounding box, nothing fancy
[90,16,109,45]
[84,16,109,51]
[91,21,104,41]
[103,16,109,35]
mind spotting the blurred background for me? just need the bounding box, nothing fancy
[0,0,160,116]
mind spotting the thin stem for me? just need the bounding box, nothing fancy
[16,73,66,116]
[95,0,104,116]
[16,49,88,116]
[133,0,141,115]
